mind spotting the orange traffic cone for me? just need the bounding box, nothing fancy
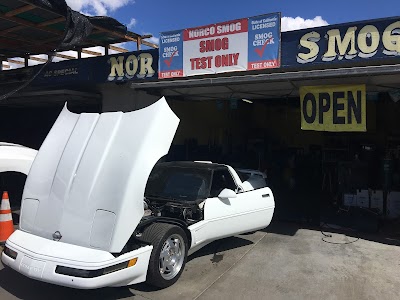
[0,191,14,244]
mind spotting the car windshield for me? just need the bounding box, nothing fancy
[235,170,251,182]
[145,165,212,201]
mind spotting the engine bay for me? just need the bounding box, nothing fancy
[143,197,204,225]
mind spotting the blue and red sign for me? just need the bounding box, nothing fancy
[159,30,183,79]
[248,14,281,70]
[159,12,281,79]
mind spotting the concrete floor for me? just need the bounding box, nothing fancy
[0,222,399,300]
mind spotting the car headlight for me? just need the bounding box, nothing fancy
[3,246,18,260]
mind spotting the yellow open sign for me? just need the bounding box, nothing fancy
[300,84,366,132]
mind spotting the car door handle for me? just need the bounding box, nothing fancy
[262,194,270,198]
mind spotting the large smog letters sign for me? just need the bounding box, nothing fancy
[159,13,281,78]
[300,85,366,132]
[283,18,400,67]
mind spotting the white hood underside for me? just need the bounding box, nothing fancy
[20,97,179,253]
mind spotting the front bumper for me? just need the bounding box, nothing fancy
[1,230,152,289]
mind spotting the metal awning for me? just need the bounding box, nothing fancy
[131,63,400,101]
[0,0,157,61]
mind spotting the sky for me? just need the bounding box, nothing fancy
[5,0,400,69]
[65,0,400,46]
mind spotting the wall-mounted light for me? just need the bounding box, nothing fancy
[242,98,253,104]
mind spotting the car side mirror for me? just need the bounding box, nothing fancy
[218,188,237,199]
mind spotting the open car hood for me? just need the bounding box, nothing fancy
[20,97,179,253]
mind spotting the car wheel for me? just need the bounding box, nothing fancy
[140,223,188,288]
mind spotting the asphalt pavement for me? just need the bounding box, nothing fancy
[0,222,399,300]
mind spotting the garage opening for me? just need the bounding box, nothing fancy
[152,80,400,235]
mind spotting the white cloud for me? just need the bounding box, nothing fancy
[127,18,137,29]
[91,1,107,16]
[66,0,133,16]
[281,16,329,32]
[147,36,159,45]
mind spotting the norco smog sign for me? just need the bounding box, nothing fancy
[282,17,400,66]
[159,12,281,79]
[106,50,158,82]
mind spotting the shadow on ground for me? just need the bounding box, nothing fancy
[0,236,257,297]
[2,220,397,299]
[262,220,301,236]
[188,236,253,262]
[131,235,254,292]
[266,219,400,247]
[0,267,134,300]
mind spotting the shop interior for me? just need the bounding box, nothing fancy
[166,89,400,233]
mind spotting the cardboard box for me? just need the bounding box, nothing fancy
[370,190,384,214]
[343,193,356,206]
[387,191,400,219]
[356,189,369,208]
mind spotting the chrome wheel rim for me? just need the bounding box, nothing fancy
[159,234,185,280]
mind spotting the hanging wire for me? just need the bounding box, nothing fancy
[0,3,94,102]
[0,54,55,102]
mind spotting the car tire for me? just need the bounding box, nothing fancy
[140,223,188,288]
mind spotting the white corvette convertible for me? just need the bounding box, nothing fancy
[1,98,275,289]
